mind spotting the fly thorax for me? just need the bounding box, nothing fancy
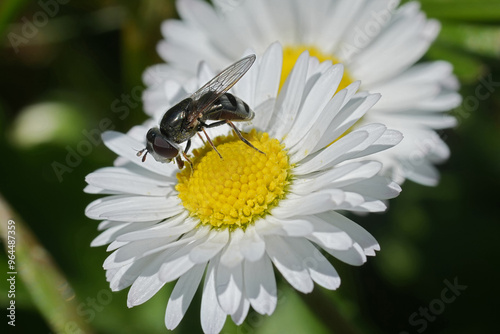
[160,98,193,143]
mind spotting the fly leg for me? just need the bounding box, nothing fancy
[200,119,265,157]
[197,132,206,144]
[225,121,265,155]
[201,127,223,159]
[199,120,225,159]
[180,139,194,174]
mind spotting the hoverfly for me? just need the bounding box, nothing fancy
[137,54,263,169]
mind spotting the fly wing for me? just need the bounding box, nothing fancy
[187,54,256,124]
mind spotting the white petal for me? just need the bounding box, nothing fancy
[303,215,353,251]
[91,221,157,247]
[85,195,183,222]
[91,223,131,247]
[250,42,282,131]
[231,297,250,325]
[127,250,172,307]
[158,237,206,284]
[215,261,243,315]
[349,198,387,212]
[200,256,227,334]
[239,225,266,262]
[254,216,313,237]
[157,39,210,74]
[165,264,206,330]
[341,176,402,201]
[306,247,341,290]
[142,63,189,87]
[159,19,227,70]
[313,93,381,152]
[106,240,128,252]
[338,0,398,60]
[293,131,368,175]
[339,81,362,109]
[177,0,243,60]
[350,128,404,158]
[85,167,174,196]
[84,185,121,195]
[331,191,387,212]
[318,211,380,256]
[315,124,402,171]
[351,4,440,85]
[323,242,367,266]
[107,255,152,292]
[285,64,344,149]
[291,161,382,195]
[265,236,314,293]
[220,229,245,267]
[320,0,365,55]
[270,51,309,139]
[104,237,176,270]
[97,220,123,231]
[190,229,229,263]
[257,0,296,46]
[116,212,192,241]
[244,255,277,315]
[288,88,347,161]
[402,159,440,186]
[271,189,345,219]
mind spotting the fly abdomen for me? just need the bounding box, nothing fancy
[204,93,254,121]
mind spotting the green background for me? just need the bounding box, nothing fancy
[1,0,499,333]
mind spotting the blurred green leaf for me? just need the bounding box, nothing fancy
[426,43,487,83]
[438,23,500,58]
[420,0,500,21]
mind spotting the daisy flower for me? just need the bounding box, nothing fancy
[85,44,402,333]
[143,0,462,186]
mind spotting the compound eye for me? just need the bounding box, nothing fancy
[152,136,178,159]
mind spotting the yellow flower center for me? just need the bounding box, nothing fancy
[281,45,355,92]
[176,130,291,229]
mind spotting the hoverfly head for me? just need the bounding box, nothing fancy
[139,127,179,163]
